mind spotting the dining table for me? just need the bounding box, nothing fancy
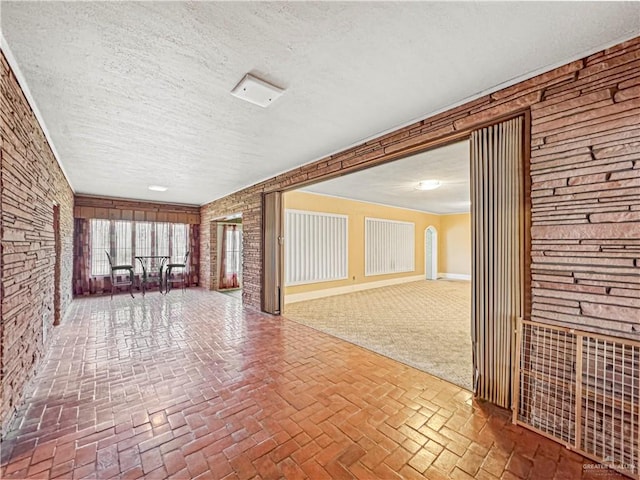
[135,255,170,295]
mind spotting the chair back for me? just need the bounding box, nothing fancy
[105,250,114,268]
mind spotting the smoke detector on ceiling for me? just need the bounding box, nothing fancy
[231,73,285,108]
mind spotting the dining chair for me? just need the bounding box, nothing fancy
[105,251,135,299]
[165,251,190,293]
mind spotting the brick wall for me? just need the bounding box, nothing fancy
[200,36,640,341]
[1,51,74,431]
[201,196,262,308]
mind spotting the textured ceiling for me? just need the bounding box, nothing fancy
[2,2,639,206]
[302,141,471,215]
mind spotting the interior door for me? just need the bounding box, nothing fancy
[53,203,61,325]
[262,191,283,314]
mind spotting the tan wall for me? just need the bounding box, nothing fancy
[283,191,440,295]
[439,213,471,276]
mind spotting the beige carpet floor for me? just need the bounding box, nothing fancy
[283,279,473,391]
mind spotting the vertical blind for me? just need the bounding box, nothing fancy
[90,219,110,275]
[471,116,524,409]
[135,222,152,273]
[90,219,189,276]
[224,226,242,277]
[285,210,348,286]
[365,218,415,276]
[171,224,189,263]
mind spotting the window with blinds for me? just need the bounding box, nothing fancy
[113,221,132,267]
[224,226,242,276]
[90,219,189,276]
[285,209,348,286]
[90,219,111,275]
[171,224,189,263]
[365,217,415,276]
[134,222,152,274]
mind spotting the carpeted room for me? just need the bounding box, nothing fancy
[281,141,474,390]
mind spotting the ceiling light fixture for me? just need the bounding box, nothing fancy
[148,185,168,192]
[231,73,285,108]
[415,180,441,191]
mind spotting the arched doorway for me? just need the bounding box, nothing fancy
[425,226,438,280]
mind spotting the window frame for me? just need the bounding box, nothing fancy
[90,219,190,276]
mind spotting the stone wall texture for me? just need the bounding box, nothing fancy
[200,36,640,341]
[1,51,74,431]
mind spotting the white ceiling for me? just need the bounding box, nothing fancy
[2,2,639,206]
[302,140,471,215]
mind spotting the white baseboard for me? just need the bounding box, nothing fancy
[438,272,471,281]
[285,274,425,304]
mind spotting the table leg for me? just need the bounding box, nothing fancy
[138,259,147,297]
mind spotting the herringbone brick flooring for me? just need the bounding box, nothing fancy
[0,289,620,479]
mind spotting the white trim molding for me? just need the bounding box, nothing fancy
[284,274,424,304]
[438,272,471,281]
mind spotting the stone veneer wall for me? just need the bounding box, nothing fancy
[1,51,74,431]
[200,36,640,342]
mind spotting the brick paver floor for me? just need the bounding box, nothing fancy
[0,289,624,479]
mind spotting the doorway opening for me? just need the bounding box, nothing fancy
[281,140,473,389]
[53,203,61,326]
[214,214,243,299]
[425,226,438,280]
[264,114,529,407]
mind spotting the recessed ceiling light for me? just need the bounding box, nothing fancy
[148,185,168,192]
[416,180,441,191]
[231,73,285,108]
